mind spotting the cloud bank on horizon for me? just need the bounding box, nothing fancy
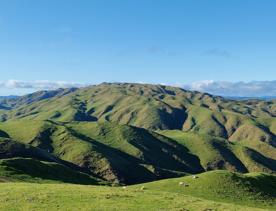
[0,80,85,90]
[0,80,87,96]
[181,80,276,97]
[0,80,275,97]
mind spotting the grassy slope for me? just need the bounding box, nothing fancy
[0,119,275,184]
[0,120,205,184]
[0,158,100,185]
[0,170,275,211]
[0,137,102,184]
[0,137,59,162]
[0,184,261,211]
[139,170,276,209]
[0,83,275,146]
[159,130,276,174]
[0,120,49,143]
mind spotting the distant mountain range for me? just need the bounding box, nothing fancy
[0,95,18,99]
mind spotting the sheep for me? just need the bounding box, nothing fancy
[140,186,145,190]
[122,186,127,189]
[192,175,199,179]
[179,182,189,187]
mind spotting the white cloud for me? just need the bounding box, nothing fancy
[203,48,232,58]
[181,80,276,97]
[0,80,86,90]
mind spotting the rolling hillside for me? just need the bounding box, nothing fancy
[0,83,275,185]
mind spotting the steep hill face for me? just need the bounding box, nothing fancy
[0,137,101,184]
[0,83,275,184]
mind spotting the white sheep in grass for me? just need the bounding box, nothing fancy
[179,182,189,187]
[193,175,199,179]
[122,186,127,189]
[140,186,145,190]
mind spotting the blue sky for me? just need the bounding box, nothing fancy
[0,0,275,95]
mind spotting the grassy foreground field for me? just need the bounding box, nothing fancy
[0,170,275,211]
[0,183,270,211]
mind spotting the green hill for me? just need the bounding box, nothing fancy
[0,88,77,110]
[0,137,102,184]
[0,83,275,185]
[0,83,275,144]
[159,130,276,173]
